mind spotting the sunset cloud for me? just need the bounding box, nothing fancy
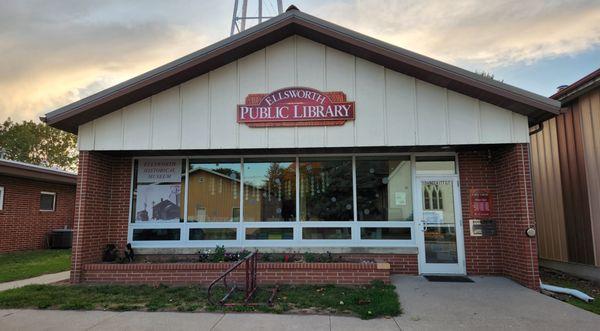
[0,0,598,122]
[318,0,600,66]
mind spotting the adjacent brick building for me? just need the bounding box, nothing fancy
[0,159,76,253]
[43,8,559,290]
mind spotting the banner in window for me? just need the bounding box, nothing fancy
[137,159,182,183]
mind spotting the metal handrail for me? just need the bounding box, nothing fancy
[207,250,258,306]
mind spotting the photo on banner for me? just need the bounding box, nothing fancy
[134,159,183,222]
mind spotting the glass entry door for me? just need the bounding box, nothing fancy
[415,177,465,275]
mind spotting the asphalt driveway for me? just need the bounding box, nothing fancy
[1,276,598,330]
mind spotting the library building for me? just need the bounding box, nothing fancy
[43,7,560,290]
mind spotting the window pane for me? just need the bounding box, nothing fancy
[302,227,351,240]
[187,159,241,222]
[415,156,456,175]
[246,228,294,240]
[189,228,236,240]
[299,157,353,221]
[133,229,180,241]
[243,158,296,222]
[132,159,185,223]
[356,156,412,221]
[360,227,411,240]
[40,193,55,211]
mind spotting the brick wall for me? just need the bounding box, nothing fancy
[458,149,502,275]
[344,254,417,275]
[71,151,132,282]
[81,262,390,285]
[0,175,75,253]
[494,144,539,290]
[458,144,539,290]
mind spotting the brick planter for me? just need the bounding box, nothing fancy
[81,262,390,285]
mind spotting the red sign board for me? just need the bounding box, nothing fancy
[237,87,355,127]
[470,189,493,218]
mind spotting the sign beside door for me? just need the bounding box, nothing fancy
[238,87,355,127]
[469,189,493,218]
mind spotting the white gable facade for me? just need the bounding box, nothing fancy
[78,36,528,151]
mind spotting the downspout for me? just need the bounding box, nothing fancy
[540,280,594,302]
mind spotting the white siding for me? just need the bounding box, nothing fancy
[238,49,267,148]
[93,109,123,150]
[79,36,531,151]
[416,81,447,145]
[355,58,385,146]
[209,62,238,149]
[77,121,94,150]
[151,87,180,149]
[448,91,479,144]
[123,99,151,150]
[480,102,512,143]
[296,36,326,147]
[181,75,210,149]
[266,37,296,148]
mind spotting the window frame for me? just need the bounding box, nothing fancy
[127,152,458,249]
[0,186,4,210]
[40,191,56,212]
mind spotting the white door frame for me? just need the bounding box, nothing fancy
[414,175,466,275]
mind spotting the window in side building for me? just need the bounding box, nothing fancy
[40,192,56,211]
[299,157,353,221]
[187,159,241,222]
[0,186,4,210]
[415,156,456,175]
[243,158,296,222]
[356,156,412,221]
[131,159,186,223]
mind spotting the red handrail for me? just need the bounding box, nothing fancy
[207,251,258,306]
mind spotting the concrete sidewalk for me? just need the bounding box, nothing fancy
[393,275,600,330]
[1,276,599,330]
[0,310,401,331]
[0,271,70,292]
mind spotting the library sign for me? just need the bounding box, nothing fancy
[237,87,355,127]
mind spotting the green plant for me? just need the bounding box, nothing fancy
[303,252,316,263]
[211,245,226,262]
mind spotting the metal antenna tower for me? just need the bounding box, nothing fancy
[231,0,283,35]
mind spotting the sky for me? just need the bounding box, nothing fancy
[1,0,599,123]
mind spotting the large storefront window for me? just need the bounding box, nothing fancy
[243,158,296,222]
[299,157,353,222]
[187,159,241,222]
[356,156,412,222]
[129,154,455,247]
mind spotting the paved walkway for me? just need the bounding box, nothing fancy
[0,271,70,292]
[394,275,600,330]
[1,276,599,330]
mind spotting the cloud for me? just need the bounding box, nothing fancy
[0,0,598,122]
[0,0,228,122]
[315,0,600,67]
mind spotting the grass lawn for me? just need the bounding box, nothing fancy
[0,281,400,319]
[540,267,600,315]
[0,249,71,283]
